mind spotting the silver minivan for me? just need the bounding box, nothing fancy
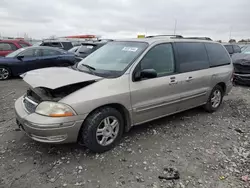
[15,37,234,152]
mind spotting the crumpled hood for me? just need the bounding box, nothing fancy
[232,53,250,65]
[23,67,102,89]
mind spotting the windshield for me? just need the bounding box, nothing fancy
[68,46,79,53]
[242,46,250,54]
[5,48,26,57]
[77,41,148,77]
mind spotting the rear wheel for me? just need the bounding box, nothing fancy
[204,85,223,112]
[79,107,124,153]
[0,67,11,80]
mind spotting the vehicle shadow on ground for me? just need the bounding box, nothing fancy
[27,106,208,158]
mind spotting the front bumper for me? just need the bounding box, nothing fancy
[234,73,250,86]
[15,96,87,143]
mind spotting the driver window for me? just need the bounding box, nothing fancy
[140,43,175,77]
[20,49,34,57]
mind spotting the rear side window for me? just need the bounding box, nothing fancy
[42,49,61,56]
[205,43,231,67]
[175,42,209,73]
[233,45,241,53]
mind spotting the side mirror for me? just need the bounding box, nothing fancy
[134,69,157,81]
[17,55,24,60]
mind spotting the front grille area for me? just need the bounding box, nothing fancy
[23,97,38,113]
[234,64,250,74]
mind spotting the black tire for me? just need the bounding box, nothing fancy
[0,66,11,80]
[203,85,224,113]
[79,107,124,153]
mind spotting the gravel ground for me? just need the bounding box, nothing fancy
[0,79,250,188]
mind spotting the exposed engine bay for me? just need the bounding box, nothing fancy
[26,81,96,103]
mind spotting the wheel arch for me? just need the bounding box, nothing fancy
[77,103,132,142]
[216,82,226,95]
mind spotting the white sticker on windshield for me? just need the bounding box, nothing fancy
[122,47,138,52]
[86,45,93,49]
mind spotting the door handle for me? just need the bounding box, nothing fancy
[186,76,193,82]
[169,77,178,85]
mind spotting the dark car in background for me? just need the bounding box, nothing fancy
[0,39,31,57]
[0,46,76,80]
[75,40,112,59]
[39,40,74,50]
[224,44,241,55]
[232,46,250,85]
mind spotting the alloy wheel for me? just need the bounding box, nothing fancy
[96,116,120,146]
[211,90,222,108]
[0,68,9,80]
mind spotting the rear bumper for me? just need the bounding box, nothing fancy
[15,96,87,144]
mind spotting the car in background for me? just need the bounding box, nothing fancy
[75,40,112,59]
[15,38,233,152]
[232,46,250,85]
[224,44,241,55]
[239,44,250,52]
[0,46,76,80]
[39,40,74,50]
[0,39,31,57]
[68,45,80,53]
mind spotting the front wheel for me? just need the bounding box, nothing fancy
[204,85,223,112]
[79,107,124,153]
[0,67,11,80]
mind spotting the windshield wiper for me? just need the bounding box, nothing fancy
[80,64,96,75]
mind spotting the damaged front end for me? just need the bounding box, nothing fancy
[23,81,96,113]
[232,54,250,86]
[21,67,103,113]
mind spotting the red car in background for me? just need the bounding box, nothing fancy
[0,40,31,57]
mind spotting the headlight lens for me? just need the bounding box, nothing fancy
[35,101,76,117]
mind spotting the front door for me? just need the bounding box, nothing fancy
[19,48,41,73]
[130,43,182,125]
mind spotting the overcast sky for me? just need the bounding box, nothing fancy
[0,0,249,41]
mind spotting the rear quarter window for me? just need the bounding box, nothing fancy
[175,42,209,73]
[205,43,231,67]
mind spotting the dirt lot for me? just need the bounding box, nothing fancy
[0,79,250,188]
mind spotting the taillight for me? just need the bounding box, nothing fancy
[230,70,235,82]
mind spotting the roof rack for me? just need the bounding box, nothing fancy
[146,35,183,38]
[183,37,212,41]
